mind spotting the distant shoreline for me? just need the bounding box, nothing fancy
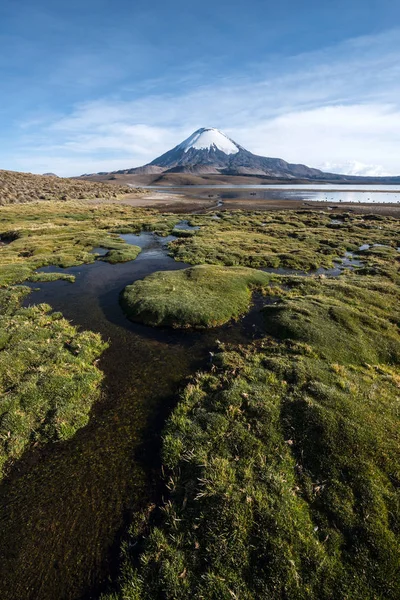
[87,189,400,217]
[138,184,400,193]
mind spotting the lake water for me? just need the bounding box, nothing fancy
[145,184,400,204]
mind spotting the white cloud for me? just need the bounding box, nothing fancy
[316,161,391,178]
[235,104,400,175]
[4,28,400,176]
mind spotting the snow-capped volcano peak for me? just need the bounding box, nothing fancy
[178,127,240,155]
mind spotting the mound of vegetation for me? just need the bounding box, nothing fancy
[0,286,107,480]
[262,276,400,365]
[121,265,274,328]
[0,169,137,205]
[101,245,141,264]
[104,275,400,600]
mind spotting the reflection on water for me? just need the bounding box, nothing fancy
[218,189,400,204]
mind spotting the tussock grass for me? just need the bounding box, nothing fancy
[0,169,137,205]
[121,265,275,328]
[101,246,141,264]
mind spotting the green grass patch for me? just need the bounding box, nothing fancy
[101,245,141,264]
[168,210,400,277]
[262,276,400,365]
[0,287,107,479]
[0,201,181,285]
[121,265,275,328]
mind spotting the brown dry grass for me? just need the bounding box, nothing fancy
[0,169,139,205]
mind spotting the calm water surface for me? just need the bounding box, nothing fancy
[144,184,400,204]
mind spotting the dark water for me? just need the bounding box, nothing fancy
[0,230,266,600]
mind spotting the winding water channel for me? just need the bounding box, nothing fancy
[0,227,267,600]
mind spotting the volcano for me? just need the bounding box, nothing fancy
[111,127,341,180]
[85,127,400,184]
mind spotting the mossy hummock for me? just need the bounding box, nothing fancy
[0,287,107,479]
[121,264,275,328]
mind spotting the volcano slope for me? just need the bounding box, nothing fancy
[105,209,400,600]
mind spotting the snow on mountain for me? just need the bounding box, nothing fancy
[178,128,240,155]
[108,127,394,181]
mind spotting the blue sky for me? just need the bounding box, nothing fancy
[1,0,400,176]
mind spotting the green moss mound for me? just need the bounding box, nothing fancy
[121,265,273,328]
[103,343,400,600]
[0,287,107,479]
[101,245,141,264]
[262,277,400,365]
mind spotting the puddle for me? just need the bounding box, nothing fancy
[91,247,109,256]
[358,243,394,252]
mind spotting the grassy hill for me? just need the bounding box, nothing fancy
[0,169,136,205]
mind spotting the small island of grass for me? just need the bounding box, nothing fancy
[100,245,141,264]
[121,264,274,328]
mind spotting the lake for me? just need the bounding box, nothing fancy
[145,184,400,204]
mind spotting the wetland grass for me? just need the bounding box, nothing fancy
[103,210,400,600]
[0,201,180,285]
[105,274,400,600]
[169,210,400,275]
[0,286,107,479]
[0,201,399,599]
[0,201,180,478]
[121,265,277,328]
